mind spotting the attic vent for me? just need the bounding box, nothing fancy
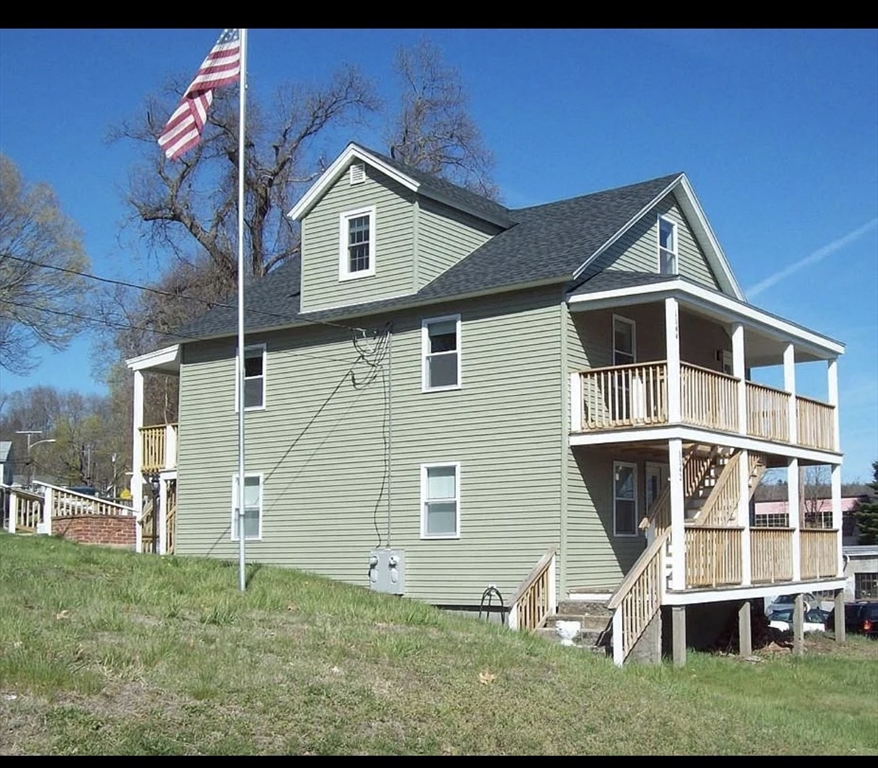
[349,163,366,185]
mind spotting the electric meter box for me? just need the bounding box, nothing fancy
[368,548,406,595]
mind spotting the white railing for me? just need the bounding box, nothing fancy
[580,362,668,430]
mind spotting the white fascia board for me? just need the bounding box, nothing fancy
[572,174,683,281]
[126,344,180,371]
[288,143,419,221]
[675,175,745,301]
[662,579,846,606]
[568,280,844,357]
[570,173,745,302]
[569,424,843,464]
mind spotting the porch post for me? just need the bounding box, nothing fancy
[783,343,797,445]
[738,601,753,658]
[669,437,686,591]
[132,369,144,554]
[738,448,752,586]
[833,589,846,643]
[831,464,843,577]
[672,605,687,667]
[827,358,839,452]
[157,477,168,556]
[788,457,801,582]
[665,298,681,424]
[732,323,747,435]
[7,489,16,533]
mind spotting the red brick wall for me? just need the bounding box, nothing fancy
[51,514,136,549]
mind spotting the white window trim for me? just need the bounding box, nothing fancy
[338,206,376,281]
[612,314,636,366]
[421,314,462,393]
[230,471,263,541]
[420,462,461,540]
[613,461,639,538]
[235,343,267,413]
[657,214,678,275]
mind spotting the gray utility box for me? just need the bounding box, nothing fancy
[368,548,405,595]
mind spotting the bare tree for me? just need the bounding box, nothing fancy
[109,66,379,284]
[385,39,499,200]
[0,154,92,374]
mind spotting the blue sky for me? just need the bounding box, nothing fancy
[0,28,876,483]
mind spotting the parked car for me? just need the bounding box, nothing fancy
[768,607,829,633]
[764,592,816,616]
[823,601,878,638]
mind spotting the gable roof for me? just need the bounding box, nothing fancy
[289,142,515,228]
[176,145,740,342]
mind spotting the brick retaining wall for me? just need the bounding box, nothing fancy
[51,514,136,550]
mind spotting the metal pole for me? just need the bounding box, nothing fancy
[237,28,248,593]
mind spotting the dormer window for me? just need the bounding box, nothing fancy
[339,207,376,280]
[658,216,677,275]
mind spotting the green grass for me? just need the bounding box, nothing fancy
[0,532,876,755]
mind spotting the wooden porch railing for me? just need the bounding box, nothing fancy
[680,364,738,433]
[796,396,835,451]
[41,484,135,518]
[692,451,741,527]
[3,486,45,533]
[508,547,557,631]
[684,526,743,588]
[140,423,178,473]
[750,528,794,583]
[746,382,790,442]
[800,529,838,579]
[607,529,669,663]
[581,362,667,430]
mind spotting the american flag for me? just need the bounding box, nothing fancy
[158,29,241,161]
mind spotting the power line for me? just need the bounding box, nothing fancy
[2,253,366,334]
[1,299,365,367]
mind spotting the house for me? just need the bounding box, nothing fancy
[126,142,847,665]
[0,441,14,486]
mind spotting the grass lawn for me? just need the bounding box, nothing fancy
[1,532,876,755]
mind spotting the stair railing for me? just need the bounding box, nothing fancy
[508,546,558,632]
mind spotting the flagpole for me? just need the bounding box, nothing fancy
[237,28,248,592]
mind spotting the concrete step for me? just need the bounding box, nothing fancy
[545,612,612,634]
[534,625,611,655]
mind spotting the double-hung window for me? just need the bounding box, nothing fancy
[237,344,266,411]
[658,216,678,275]
[231,473,262,541]
[613,462,638,537]
[422,314,461,391]
[421,463,460,538]
[339,207,376,279]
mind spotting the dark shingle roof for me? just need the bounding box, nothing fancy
[354,143,516,227]
[175,160,683,341]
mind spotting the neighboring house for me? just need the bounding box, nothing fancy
[127,142,847,665]
[0,441,14,486]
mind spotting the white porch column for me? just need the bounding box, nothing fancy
[7,489,16,533]
[570,372,582,433]
[665,298,681,424]
[40,486,54,536]
[732,323,747,435]
[788,457,801,581]
[157,477,168,556]
[784,343,797,445]
[831,464,843,577]
[669,437,686,591]
[132,369,144,554]
[738,448,752,586]
[827,358,840,452]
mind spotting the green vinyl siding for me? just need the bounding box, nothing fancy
[176,286,564,606]
[580,194,721,291]
[299,163,416,313]
[416,198,500,289]
[565,447,646,590]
